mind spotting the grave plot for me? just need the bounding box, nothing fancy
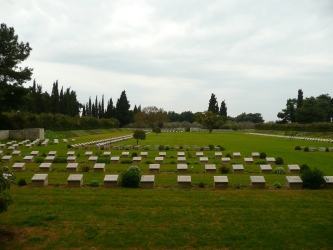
[66,163,78,172]
[323,176,333,189]
[266,157,276,165]
[94,163,105,173]
[133,157,142,164]
[177,157,186,164]
[155,157,164,164]
[111,156,120,163]
[222,157,230,164]
[12,163,25,171]
[232,164,244,173]
[149,164,160,174]
[67,156,77,163]
[233,152,241,158]
[244,157,253,165]
[287,165,300,174]
[215,152,222,158]
[260,164,272,174]
[140,152,148,158]
[49,151,57,156]
[88,156,98,163]
[23,155,34,163]
[39,163,52,172]
[45,156,55,163]
[2,155,12,162]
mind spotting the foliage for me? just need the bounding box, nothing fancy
[121,166,141,188]
[300,164,310,173]
[134,106,169,129]
[234,112,264,123]
[131,152,138,157]
[89,180,99,187]
[255,160,267,164]
[217,145,225,151]
[274,167,285,174]
[120,160,133,164]
[284,131,298,140]
[159,145,165,150]
[208,144,214,151]
[295,146,301,150]
[53,157,67,163]
[301,168,325,189]
[195,110,226,133]
[273,182,282,189]
[275,157,284,165]
[230,123,239,132]
[35,157,44,163]
[198,182,206,188]
[259,152,266,159]
[0,165,15,213]
[127,165,141,173]
[115,90,131,127]
[18,178,27,186]
[80,166,91,172]
[225,153,232,158]
[133,129,146,145]
[0,23,33,113]
[208,93,219,114]
[152,126,161,135]
[304,147,309,152]
[219,164,229,174]
[219,100,227,117]
[97,158,110,164]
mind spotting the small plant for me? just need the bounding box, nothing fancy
[53,183,59,187]
[295,146,301,150]
[326,147,329,152]
[77,153,81,157]
[121,166,141,188]
[260,152,266,159]
[234,183,242,189]
[225,153,232,158]
[127,165,141,173]
[217,145,225,151]
[198,182,206,188]
[273,182,282,189]
[67,144,72,149]
[219,164,229,174]
[18,178,27,186]
[187,152,192,158]
[131,152,138,157]
[165,146,169,151]
[97,158,110,164]
[35,157,44,163]
[121,160,133,164]
[90,180,99,187]
[274,167,285,174]
[80,165,90,172]
[145,160,153,164]
[169,160,176,164]
[275,157,284,165]
[255,160,267,164]
[53,157,67,164]
[304,147,309,152]
[301,167,325,189]
[300,164,310,173]
[42,152,47,157]
[208,144,214,151]
[159,145,165,150]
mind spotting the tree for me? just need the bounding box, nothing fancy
[277,99,296,123]
[235,112,264,123]
[0,165,15,213]
[219,100,227,117]
[208,93,219,114]
[296,96,332,123]
[152,126,161,135]
[0,23,33,113]
[134,106,169,128]
[230,123,239,132]
[115,90,131,127]
[133,129,146,145]
[297,89,303,110]
[195,111,226,133]
[179,111,195,123]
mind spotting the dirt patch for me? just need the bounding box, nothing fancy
[0,225,17,245]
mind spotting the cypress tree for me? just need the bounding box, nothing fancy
[115,90,131,127]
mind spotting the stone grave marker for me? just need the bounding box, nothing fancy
[287,165,300,174]
[2,155,12,162]
[66,163,78,172]
[104,175,119,188]
[39,163,52,172]
[286,176,303,189]
[103,152,111,157]
[30,151,39,156]
[85,151,93,156]
[111,156,120,164]
[233,152,241,158]
[88,156,98,163]
[121,152,130,158]
[155,157,164,164]
[67,151,75,156]
[200,157,209,164]
[244,157,253,165]
[266,157,276,165]
[177,152,185,157]
[215,152,222,158]
[159,152,166,158]
[178,176,191,189]
[140,152,148,158]
[67,156,77,163]
[12,150,21,156]
[232,164,244,173]
[221,157,230,164]
[196,152,204,157]
[205,164,216,173]
[214,176,228,189]
[12,163,25,171]
[31,174,48,187]
[149,164,160,174]
[323,176,333,189]
[23,155,34,163]
[177,164,188,174]
[177,157,186,164]
[94,163,105,173]
[48,151,57,156]
[250,176,266,188]
[140,175,155,189]
[45,156,55,163]
[67,174,83,187]
[260,164,272,174]
[133,157,142,164]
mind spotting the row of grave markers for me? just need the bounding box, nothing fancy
[28,173,333,189]
[248,133,333,143]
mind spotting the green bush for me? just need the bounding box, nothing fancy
[131,152,138,157]
[127,165,141,173]
[121,160,133,164]
[80,166,90,172]
[260,152,266,159]
[304,147,309,152]
[208,144,214,151]
[145,160,153,164]
[219,164,229,174]
[165,146,169,151]
[90,180,99,187]
[225,153,232,158]
[53,157,67,164]
[18,178,27,186]
[276,157,284,165]
[255,160,267,165]
[97,158,110,164]
[67,144,72,149]
[159,145,165,150]
[198,182,205,188]
[295,146,301,150]
[300,164,310,173]
[121,166,141,188]
[274,167,285,174]
[217,145,225,151]
[273,182,282,189]
[301,168,325,189]
[35,157,44,163]
[41,152,47,157]
[169,160,176,164]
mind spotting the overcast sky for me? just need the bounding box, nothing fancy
[2,0,333,121]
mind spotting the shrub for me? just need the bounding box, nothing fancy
[275,157,284,165]
[301,168,325,189]
[304,147,309,152]
[53,157,67,164]
[300,164,310,173]
[326,147,329,152]
[145,160,153,164]
[90,180,99,187]
[225,153,232,158]
[127,165,141,173]
[217,145,225,151]
[35,157,44,163]
[260,152,266,159]
[41,152,47,157]
[159,145,165,150]
[80,165,90,172]
[219,164,229,174]
[169,160,176,164]
[273,182,282,189]
[165,146,169,151]
[121,167,141,188]
[274,167,285,174]
[131,152,138,157]
[208,144,214,151]
[77,153,81,157]
[295,146,301,150]
[97,158,110,164]
[67,144,72,149]
[198,182,205,188]
[121,160,133,164]
[255,160,267,164]
[18,178,27,186]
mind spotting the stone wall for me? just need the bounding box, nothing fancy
[0,128,44,140]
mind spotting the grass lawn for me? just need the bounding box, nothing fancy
[1,131,333,249]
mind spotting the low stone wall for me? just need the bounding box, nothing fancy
[0,128,44,140]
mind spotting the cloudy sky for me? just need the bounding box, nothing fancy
[2,0,333,121]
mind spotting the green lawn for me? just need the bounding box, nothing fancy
[1,131,333,249]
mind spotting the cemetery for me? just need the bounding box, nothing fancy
[1,130,333,249]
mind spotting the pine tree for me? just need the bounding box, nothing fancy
[115,90,131,127]
[219,100,227,117]
[50,80,59,113]
[297,89,303,109]
[208,93,219,114]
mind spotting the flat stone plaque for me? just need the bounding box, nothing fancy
[159,152,166,157]
[39,163,52,172]
[196,152,204,157]
[287,165,300,174]
[94,163,105,172]
[31,174,48,187]
[12,163,25,171]
[12,150,21,156]
[178,152,185,157]
[30,151,39,156]
[104,175,119,188]
[177,164,188,174]
[233,152,241,158]
[266,157,276,164]
[244,157,253,165]
[214,176,228,189]
[111,156,120,163]
[67,156,77,163]
[233,164,244,173]
[221,157,230,163]
[85,151,93,156]
[140,175,155,189]
[250,176,266,188]
[133,157,142,163]
[121,152,130,158]
[103,152,111,157]
[140,152,148,158]
[88,156,98,163]
[155,157,164,163]
[67,174,83,187]
[286,176,303,189]
[323,176,333,189]
[178,157,186,163]
[215,152,222,158]
[205,164,216,173]
[48,151,57,156]
[66,163,78,172]
[2,155,12,162]
[45,156,55,163]
[200,157,209,164]
[23,155,34,163]
[67,151,75,156]
[149,164,160,174]
[260,164,272,174]
[178,176,191,189]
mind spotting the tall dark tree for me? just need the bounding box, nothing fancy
[0,23,33,112]
[179,111,195,123]
[100,94,105,118]
[50,80,59,113]
[219,100,227,117]
[105,98,115,118]
[208,93,219,114]
[277,98,296,123]
[297,89,303,110]
[115,90,131,127]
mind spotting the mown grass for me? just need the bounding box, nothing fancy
[1,131,333,249]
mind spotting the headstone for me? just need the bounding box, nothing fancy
[260,164,272,174]
[232,164,244,173]
[39,163,52,172]
[215,152,222,158]
[286,176,303,189]
[67,151,75,156]
[133,157,142,164]
[121,152,130,158]
[140,152,148,158]
[67,156,77,163]
[214,176,228,189]
[88,156,98,163]
[250,176,266,188]
[221,157,230,163]
[205,164,216,173]
[134,145,142,150]
[323,176,333,189]
[233,152,241,158]
[94,163,105,173]
[149,164,160,174]
[140,175,155,189]
[177,157,186,163]
[45,156,55,163]
[244,157,253,165]
[85,151,93,157]
[2,155,12,162]
[155,157,164,164]
[23,155,34,163]
[287,165,300,174]
[30,151,39,156]
[12,162,25,171]
[196,152,204,157]
[104,175,119,188]
[12,150,21,156]
[159,152,166,157]
[111,156,120,164]
[67,174,83,187]
[266,157,276,165]
[103,152,111,157]
[177,152,185,157]
[178,176,191,189]
[48,151,57,156]
[66,163,78,172]
[319,147,326,152]
[309,147,316,152]
[177,164,188,174]
[31,174,48,187]
[199,157,209,164]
